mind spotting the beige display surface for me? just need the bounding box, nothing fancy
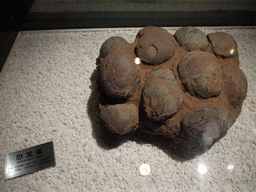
[0,27,255,191]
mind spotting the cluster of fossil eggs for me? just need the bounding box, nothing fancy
[95,26,247,152]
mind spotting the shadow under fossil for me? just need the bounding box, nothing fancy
[87,68,210,161]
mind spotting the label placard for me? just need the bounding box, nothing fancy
[5,141,56,179]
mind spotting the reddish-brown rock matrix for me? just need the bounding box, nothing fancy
[95,26,248,155]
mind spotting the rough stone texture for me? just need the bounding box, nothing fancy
[146,68,176,83]
[100,52,140,99]
[96,26,247,155]
[143,69,183,121]
[174,26,209,52]
[222,65,248,108]
[99,104,139,135]
[135,26,176,65]
[207,32,238,58]
[181,105,230,146]
[143,83,182,122]
[100,36,130,58]
[178,51,224,99]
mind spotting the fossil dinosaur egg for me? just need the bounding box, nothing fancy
[178,51,223,99]
[135,26,176,65]
[100,52,140,99]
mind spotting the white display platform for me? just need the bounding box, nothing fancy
[0,27,255,191]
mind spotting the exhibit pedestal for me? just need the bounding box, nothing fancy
[1,27,255,191]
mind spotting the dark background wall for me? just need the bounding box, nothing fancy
[1,0,255,72]
[23,0,256,30]
[0,0,34,71]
